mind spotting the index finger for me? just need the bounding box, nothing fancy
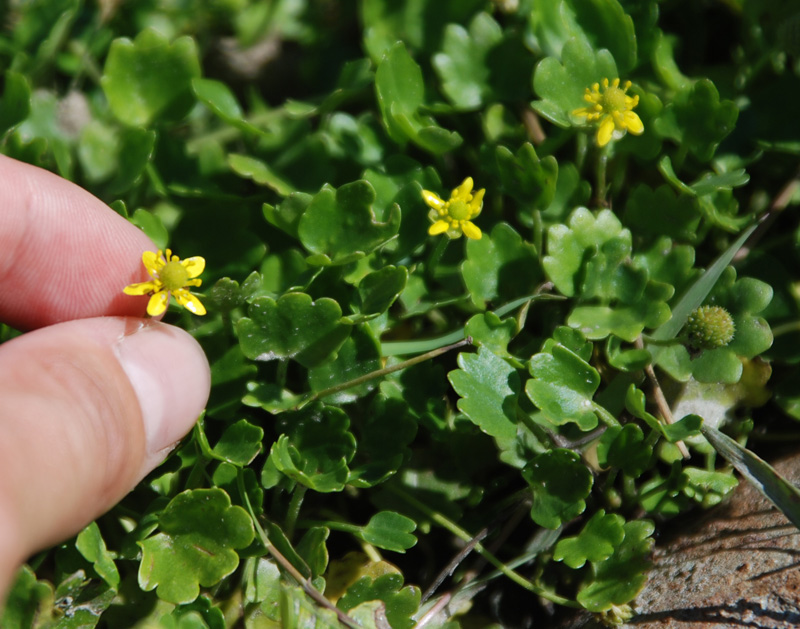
[0,155,155,330]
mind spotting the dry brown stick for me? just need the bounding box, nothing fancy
[635,337,691,459]
[238,472,361,628]
[521,107,547,145]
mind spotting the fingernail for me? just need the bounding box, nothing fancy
[114,322,210,465]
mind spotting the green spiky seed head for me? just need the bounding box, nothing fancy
[686,305,735,350]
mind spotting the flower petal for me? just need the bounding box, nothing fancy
[174,289,207,315]
[454,177,474,199]
[461,221,482,240]
[123,280,158,295]
[623,110,644,135]
[597,117,616,146]
[142,250,163,276]
[181,256,206,279]
[147,290,170,316]
[421,190,445,210]
[428,220,450,235]
[470,188,485,216]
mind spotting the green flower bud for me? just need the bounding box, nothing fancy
[686,305,735,350]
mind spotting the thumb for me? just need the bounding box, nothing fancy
[0,317,210,594]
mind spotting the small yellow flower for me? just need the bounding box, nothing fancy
[572,78,644,147]
[422,177,485,240]
[124,249,206,316]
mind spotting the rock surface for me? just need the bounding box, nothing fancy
[562,453,800,628]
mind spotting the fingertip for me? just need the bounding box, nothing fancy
[114,320,211,476]
[0,316,209,582]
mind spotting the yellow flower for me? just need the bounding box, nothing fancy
[572,78,644,147]
[422,177,485,240]
[124,249,206,316]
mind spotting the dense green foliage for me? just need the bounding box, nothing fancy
[2,0,800,626]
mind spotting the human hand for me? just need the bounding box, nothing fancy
[0,155,210,599]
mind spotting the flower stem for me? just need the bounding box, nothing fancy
[593,144,609,207]
[285,485,306,541]
[300,337,472,407]
[592,402,621,428]
[382,291,563,356]
[237,470,361,629]
[426,236,449,281]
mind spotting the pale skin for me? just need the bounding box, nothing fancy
[0,155,211,601]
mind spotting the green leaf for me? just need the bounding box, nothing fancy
[625,385,703,442]
[623,184,701,242]
[193,78,265,138]
[433,13,503,110]
[281,584,340,627]
[375,41,462,153]
[350,395,418,488]
[49,571,115,628]
[494,143,558,212]
[568,0,637,74]
[532,37,618,128]
[691,168,750,197]
[76,522,120,590]
[606,336,652,372]
[337,574,420,629]
[567,282,672,342]
[138,488,255,604]
[308,325,382,404]
[543,208,628,298]
[526,344,600,431]
[360,512,418,553]
[577,520,655,611]
[663,414,704,443]
[296,527,330,579]
[682,467,738,507]
[529,0,637,74]
[237,293,351,369]
[462,222,541,309]
[596,424,652,477]
[262,193,313,240]
[298,181,401,266]
[464,312,517,356]
[269,405,357,492]
[448,347,520,441]
[654,79,738,162]
[690,347,743,384]
[360,0,484,62]
[0,71,31,135]
[102,29,201,127]
[542,326,594,362]
[110,127,157,194]
[1,566,52,629]
[74,120,116,181]
[524,449,593,529]
[553,510,626,569]
[229,154,295,197]
[211,419,264,466]
[433,13,535,109]
[356,265,408,316]
[638,462,689,515]
[130,208,168,250]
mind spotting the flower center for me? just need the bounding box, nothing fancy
[160,260,189,291]
[602,85,627,112]
[448,199,471,221]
